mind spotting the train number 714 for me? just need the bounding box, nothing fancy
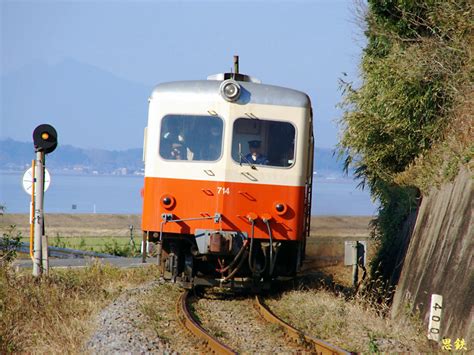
[217,187,230,195]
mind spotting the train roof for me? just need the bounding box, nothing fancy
[149,80,310,108]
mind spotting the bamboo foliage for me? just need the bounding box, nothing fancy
[338,0,472,283]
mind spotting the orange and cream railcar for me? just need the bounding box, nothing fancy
[142,68,314,288]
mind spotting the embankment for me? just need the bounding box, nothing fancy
[391,167,473,342]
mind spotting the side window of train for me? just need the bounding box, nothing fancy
[231,118,296,168]
[159,115,223,161]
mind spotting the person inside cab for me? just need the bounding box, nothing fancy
[245,140,269,165]
[161,122,194,160]
[170,142,187,160]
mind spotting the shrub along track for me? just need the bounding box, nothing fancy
[178,288,350,354]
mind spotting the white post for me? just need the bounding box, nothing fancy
[33,151,45,277]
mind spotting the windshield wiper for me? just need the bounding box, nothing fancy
[240,152,257,170]
[238,142,257,170]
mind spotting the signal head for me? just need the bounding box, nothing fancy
[33,124,58,154]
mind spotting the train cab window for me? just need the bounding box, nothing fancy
[231,118,296,168]
[159,115,223,161]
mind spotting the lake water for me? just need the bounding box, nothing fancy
[0,172,378,216]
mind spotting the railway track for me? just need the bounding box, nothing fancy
[176,290,237,354]
[176,289,350,354]
[254,295,350,355]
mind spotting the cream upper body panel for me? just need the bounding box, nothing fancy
[144,80,312,187]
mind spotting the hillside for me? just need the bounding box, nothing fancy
[0,139,143,175]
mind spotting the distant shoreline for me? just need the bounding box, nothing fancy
[1,169,356,182]
[0,169,145,178]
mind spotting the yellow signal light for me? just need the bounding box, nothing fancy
[41,132,49,140]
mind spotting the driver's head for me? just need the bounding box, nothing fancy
[171,143,185,160]
[248,140,262,155]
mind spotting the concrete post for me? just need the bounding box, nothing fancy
[33,150,44,277]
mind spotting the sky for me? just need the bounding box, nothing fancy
[1,0,365,150]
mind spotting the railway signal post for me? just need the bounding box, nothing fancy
[32,124,58,277]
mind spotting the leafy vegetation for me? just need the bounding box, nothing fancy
[0,225,22,265]
[101,238,139,257]
[339,1,472,284]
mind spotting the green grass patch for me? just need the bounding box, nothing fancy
[20,235,140,257]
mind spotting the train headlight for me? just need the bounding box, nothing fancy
[160,194,176,210]
[220,80,241,102]
[274,202,288,216]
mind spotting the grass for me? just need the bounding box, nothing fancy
[19,235,140,257]
[141,283,200,351]
[267,282,432,353]
[291,235,432,353]
[49,236,133,250]
[0,262,158,353]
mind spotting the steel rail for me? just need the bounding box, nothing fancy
[176,290,237,355]
[254,295,351,355]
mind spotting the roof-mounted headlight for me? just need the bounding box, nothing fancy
[220,79,241,102]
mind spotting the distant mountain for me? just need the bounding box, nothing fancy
[0,139,345,176]
[1,58,152,150]
[0,138,143,174]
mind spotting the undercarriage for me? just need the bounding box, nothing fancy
[146,231,305,290]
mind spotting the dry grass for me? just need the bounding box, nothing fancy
[141,283,203,353]
[0,214,142,238]
[310,216,372,238]
[0,262,158,353]
[1,214,373,239]
[267,286,432,353]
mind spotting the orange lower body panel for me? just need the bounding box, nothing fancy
[141,177,306,241]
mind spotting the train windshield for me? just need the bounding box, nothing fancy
[159,115,223,161]
[231,118,296,168]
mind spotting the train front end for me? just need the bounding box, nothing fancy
[142,72,313,288]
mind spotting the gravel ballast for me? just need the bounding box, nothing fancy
[85,281,168,354]
[192,290,298,353]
